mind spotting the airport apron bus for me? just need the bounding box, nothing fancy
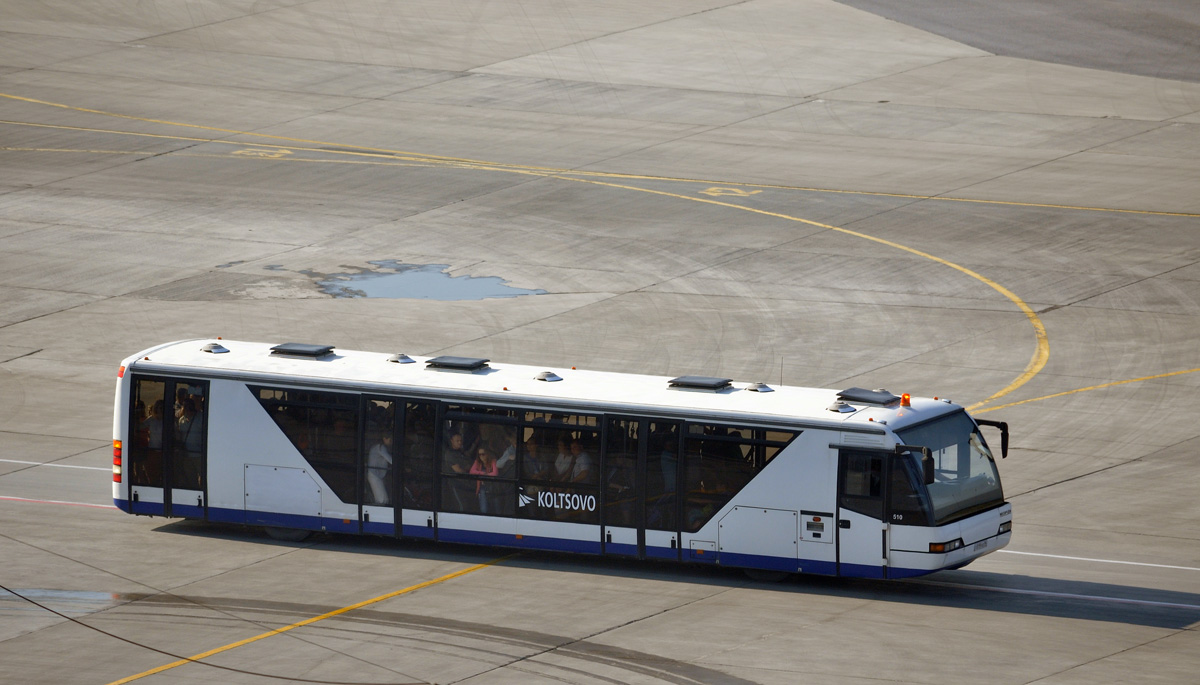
[112,339,1012,579]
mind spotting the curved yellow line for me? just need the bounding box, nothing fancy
[1,91,1051,405]
[975,367,1200,414]
[4,101,1199,218]
[552,175,1050,406]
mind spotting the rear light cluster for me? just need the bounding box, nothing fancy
[929,538,963,553]
[112,440,122,483]
[999,521,1012,535]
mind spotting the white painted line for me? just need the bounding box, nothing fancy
[0,495,117,509]
[0,459,109,472]
[998,550,1200,572]
[916,580,1200,611]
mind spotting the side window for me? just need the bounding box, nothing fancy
[254,387,359,504]
[518,412,600,524]
[644,422,678,531]
[172,381,207,490]
[362,399,396,506]
[840,451,884,520]
[603,418,639,528]
[129,378,167,486]
[889,456,931,526]
[402,401,437,510]
[441,405,517,516]
[682,424,800,533]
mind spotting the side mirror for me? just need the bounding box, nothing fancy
[975,419,1010,458]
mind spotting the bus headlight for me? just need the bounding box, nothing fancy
[998,521,1012,535]
[929,539,964,553]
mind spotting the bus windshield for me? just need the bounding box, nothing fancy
[896,411,1004,525]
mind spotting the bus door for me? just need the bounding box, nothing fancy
[399,400,437,539]
[359,398,438,538]
[127,376,208,519]
[602,417,681,560]
[836,448,890,579]
[360,396,397,536]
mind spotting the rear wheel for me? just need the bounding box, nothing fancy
[264,526,311,542]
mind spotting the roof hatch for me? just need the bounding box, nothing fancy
[668,375,733,391]
[837,387,900,406]
[270,342,334,358]
[425,355,490,372]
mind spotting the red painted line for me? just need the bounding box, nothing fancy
[0,495,117,509]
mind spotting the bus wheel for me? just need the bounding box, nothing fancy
[744,568,790,583]
[264,526,311,542]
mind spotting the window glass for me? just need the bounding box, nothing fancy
[644,422,678,531]
[680,424,799,532]
[683,426,753,533]
[897,411,1004,524]
[889,455,931,526]
[518,412,600,523]
[129,379,166,486]
[603,419,639,528]
[840,451,884,519]
[440,409,518,516]
[172,381,207,490]
[363,399,395,506]
[255,387,359,504]
[402,401,437,510]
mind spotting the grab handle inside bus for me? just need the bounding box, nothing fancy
[896,444,935,484]
[974,419,1009,458]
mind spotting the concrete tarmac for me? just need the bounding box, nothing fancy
[1,1,1199,683]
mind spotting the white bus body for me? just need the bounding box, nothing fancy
[112,339,1012,579]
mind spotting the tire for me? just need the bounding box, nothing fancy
[264,526,311,542]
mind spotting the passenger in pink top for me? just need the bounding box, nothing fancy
[471,448,499,513]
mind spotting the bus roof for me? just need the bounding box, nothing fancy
[122,339,962,432]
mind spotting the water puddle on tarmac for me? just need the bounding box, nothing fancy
[297,261,545,300]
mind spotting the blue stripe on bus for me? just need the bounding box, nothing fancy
[207,507,245,525]
[172,503,205,519]
[119,503,924,578]
[129,500,164,516]
[401,524,436,539]
[838,562,886,579]
[645,545,678,561]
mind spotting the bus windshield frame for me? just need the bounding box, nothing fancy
[896,411,1005,525]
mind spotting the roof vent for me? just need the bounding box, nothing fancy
[745,382,773,392]
[837,387,900,406]
[668,375,732,391]
[201,343,229,354]
[270,342,334,358]
[387,353,415,364]
[828,401,856,413]
[425,355,490,372]
[535,371,563,382]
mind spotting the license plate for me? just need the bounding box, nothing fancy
[973,540,989,552]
